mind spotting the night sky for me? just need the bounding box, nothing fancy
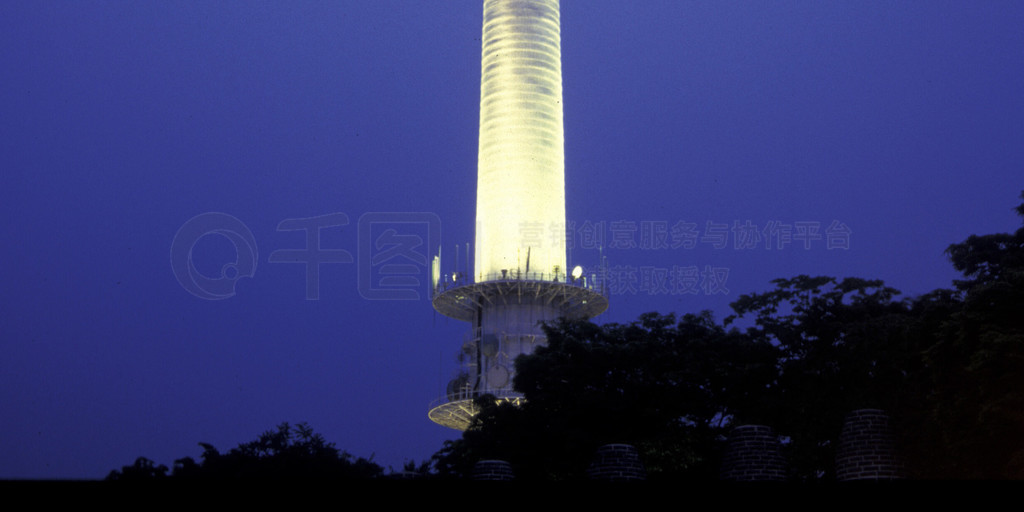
[2,1,1022,479]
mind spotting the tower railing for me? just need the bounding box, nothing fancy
[428,390,525,411]
[432,269,608,299]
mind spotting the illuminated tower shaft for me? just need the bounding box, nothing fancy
[475,0,565,281]
[430,0,607,430]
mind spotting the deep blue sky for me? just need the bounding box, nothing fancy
[2,1,1022,478]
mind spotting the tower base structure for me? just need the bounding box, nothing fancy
[429,276,607,430]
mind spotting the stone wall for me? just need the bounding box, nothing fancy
[586,444,647,480]
[835,408,905,480]
[720,424,788,481]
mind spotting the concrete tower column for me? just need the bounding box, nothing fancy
[429,0,607,430]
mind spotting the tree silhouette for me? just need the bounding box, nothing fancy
[726,276,919,479]
[434,193,1024,480]
[108,422,383,480]
[107,457,168,480]
[434,312,778,480]
[909,191,1024,478]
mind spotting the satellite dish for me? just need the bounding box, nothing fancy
[480,333,500,358]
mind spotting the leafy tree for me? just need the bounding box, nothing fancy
[726,276,919,480]
[434,312,778,480]
[106,457,168,480]
[433,193,1024,480]
[911,192,1024,478]
[108,422,383,479]
[434,277,949,480]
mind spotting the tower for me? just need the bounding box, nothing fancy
[429,0,608,430]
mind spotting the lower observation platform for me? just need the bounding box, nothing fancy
[428,395,524,431]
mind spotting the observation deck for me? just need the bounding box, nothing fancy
[432,271,609,323]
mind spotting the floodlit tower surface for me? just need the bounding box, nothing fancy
[429,0,608,430]
[475,0,565,280]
